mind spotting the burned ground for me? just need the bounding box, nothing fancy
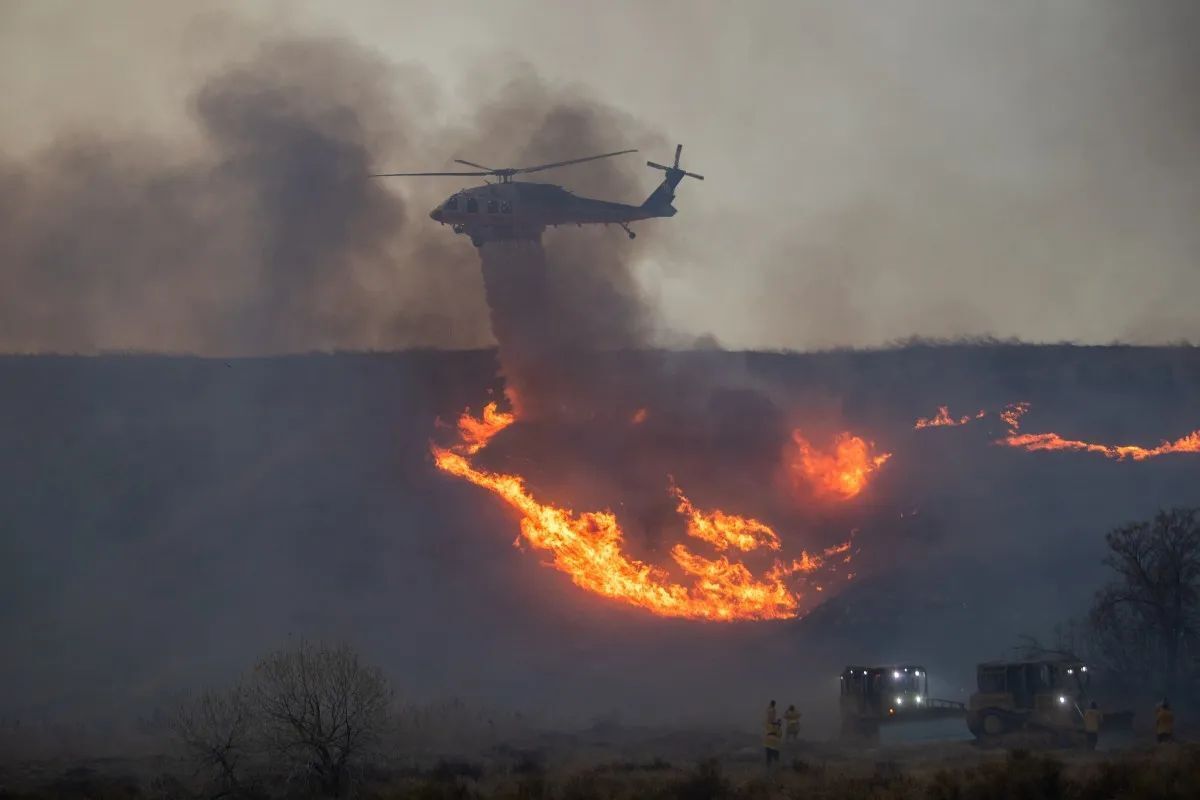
[1,344,1198,749]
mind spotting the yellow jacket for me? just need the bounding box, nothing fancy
[1156,707,1174,735]
[764,725,781,749]
[1083,708,1103,734]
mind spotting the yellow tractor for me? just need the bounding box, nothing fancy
[966,659,1129,741]
[839,664,965,740]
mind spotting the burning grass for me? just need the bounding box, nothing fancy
[431,404,855,621]
[914,401,1200,460]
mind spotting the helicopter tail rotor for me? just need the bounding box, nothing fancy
[646,144,704,181]
[641,144,702,215]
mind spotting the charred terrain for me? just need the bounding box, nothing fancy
[4,5,1200,797]
[3,345,1198,737]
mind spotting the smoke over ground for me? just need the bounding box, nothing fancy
[0,32,673,356]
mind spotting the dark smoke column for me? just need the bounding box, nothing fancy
[478,234,652,421]
[478,241,556,417]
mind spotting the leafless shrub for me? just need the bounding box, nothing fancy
[168,685,255,798]
[250,640,392,798]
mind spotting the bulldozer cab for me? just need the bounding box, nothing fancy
[968,659,1091,739]
[839,664,966,741]
[974,660,1089,709]
[840,665,927,719]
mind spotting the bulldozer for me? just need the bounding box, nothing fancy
[966,659,1132,741]
[839,664,966,740]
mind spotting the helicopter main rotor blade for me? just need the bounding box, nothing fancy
[454,159,495,171]
[646,161,671,171]
[371,170,490,177]
[683,171,705,180]
[513,149,637,175]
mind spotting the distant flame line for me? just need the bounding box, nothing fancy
[913,401,1200,460]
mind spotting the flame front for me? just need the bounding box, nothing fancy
[451,401,515,454]
[1000,428,1200,460]
[999,402,1031,431]
[432,405,849,621]
[787,431,891,500]
[673,484,780,552]
[914,406,986,429]
[914,401,1200,461]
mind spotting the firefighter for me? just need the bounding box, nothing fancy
[784,704,801,742]
[1155,698,1174,744]
[1082,700,1102,750]
[763,719,782,768]
[765,699,777,727]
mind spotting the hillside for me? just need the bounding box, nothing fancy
[2,345,1198,738]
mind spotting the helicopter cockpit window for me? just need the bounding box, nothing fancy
[445,196,459,211]
[486,199,498,214]
[500,200,512,214]
[465,197,478,213]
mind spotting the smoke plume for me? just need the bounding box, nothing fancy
[0,33,679,357]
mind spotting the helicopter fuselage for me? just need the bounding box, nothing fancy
[428,181,671,247]
[376,143,701,247]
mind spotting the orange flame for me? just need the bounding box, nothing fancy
[916,399,1199,461]
[788,431,891,500]
[432,406,851,621]
[1000,429,1200,460]
[914,406,986,429]
[451,402,515,455]
[673,484,780,552]
[631,408,649,425]
[999,402,1031,431]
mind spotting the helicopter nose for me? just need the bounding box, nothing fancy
[430,207,443,222]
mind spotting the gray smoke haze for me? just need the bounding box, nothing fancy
[3,2,1199,352]
[3,1,1200,762]
[0,22,670,356]
[0,35,487,353]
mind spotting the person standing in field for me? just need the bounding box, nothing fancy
[764,719,781,769]
[1155,699,1174,744]
[784,704,801,742]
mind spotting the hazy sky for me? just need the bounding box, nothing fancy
[2,1,1197,351]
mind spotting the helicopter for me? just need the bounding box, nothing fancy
[373,145,702,247]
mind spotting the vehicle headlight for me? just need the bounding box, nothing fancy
[893,671,901,679]
[916,695,923,704]
[895,696,903,705]
[1080,666,1087,673]
[1058,695,1067,705]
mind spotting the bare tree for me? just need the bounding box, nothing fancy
[169,685,255,799]
[250,640,391,798]
[1089,507,1200,698]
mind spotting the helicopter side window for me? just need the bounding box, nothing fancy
[500,200,512,214]
[486,199,498,214]
[445,196,459,211]
[465,197,478,213]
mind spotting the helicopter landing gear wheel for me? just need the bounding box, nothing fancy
[618,222,636,240]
